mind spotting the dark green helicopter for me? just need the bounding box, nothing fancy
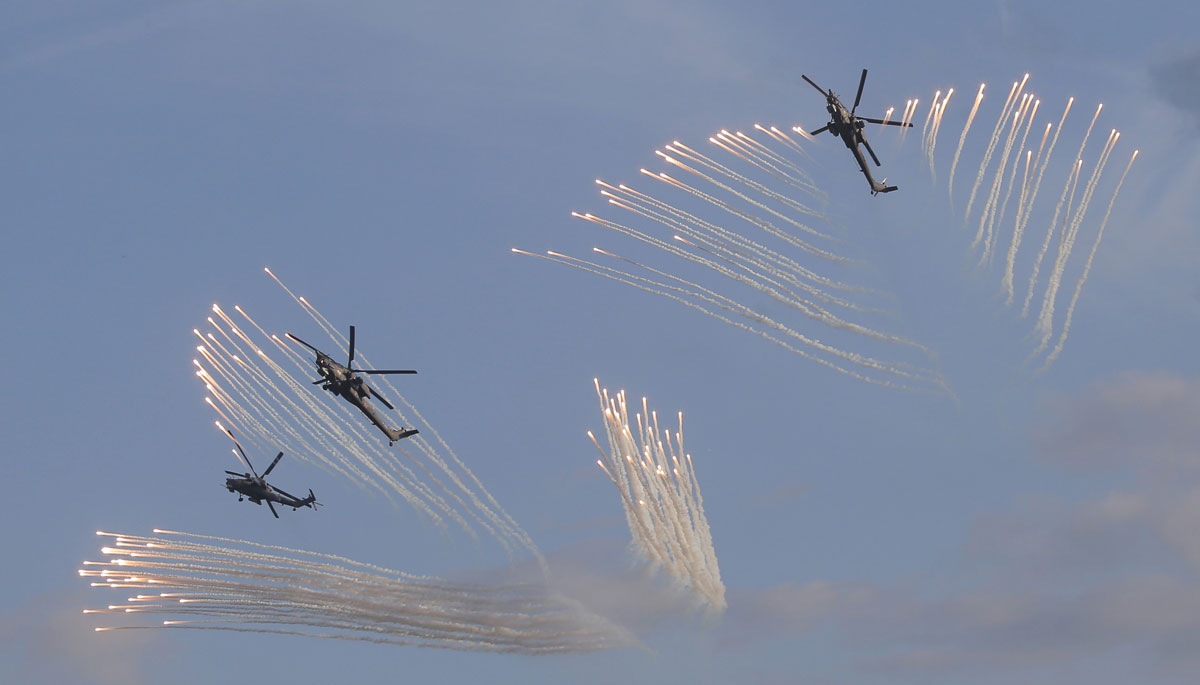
[223,431,319,518]
[802,68,912,195]
[286,326,419,445]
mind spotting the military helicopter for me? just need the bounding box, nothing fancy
[222,430,319,518]
[286,325,419,445]
[801,68,912,195]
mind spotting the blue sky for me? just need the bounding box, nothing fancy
[3,1,1199,682]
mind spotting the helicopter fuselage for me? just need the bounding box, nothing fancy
[802,69,905,196]
[225,476,311,509]
[821,93,882,190]
[313,353,409,444]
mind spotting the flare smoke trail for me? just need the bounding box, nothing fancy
[1036,149,1138,372]
[981,95,1040,263]
[1030,128,1121,357]
[82,531,632,653]
[921,90,942,144]
[948,83,986,204]
[926,87,954,183]
[963,75,1028,226]
[1024,158,1084,318]
[1023,101,1097,317]
[587,382,725,612]
[516,126,946,394]
[898,99,918,141]
[918,74,1134,371]
[195,271,542,568]
[999,147,1037,302]
[973,92,1034,258]
[1017,97,1076,312]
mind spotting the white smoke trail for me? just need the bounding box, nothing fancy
[588,383,725,612]
[921,90,943,146]
[599,180,876,307]
[734,130,826,204]
[654,151,836,246]
[1036,149,1138,372]
[923,74,1130,370]
[199,314,458,530]
[897,99,919,143]
[1017,97,1076,314]
[1026,103,1106,319]
[518,127,945,393]
[926,87,954,184]
[999,149,1035,301]
[82,531,632,653]
[897,100,913,131]
[1013,122,1053,234]
[985,96,1040,262]
[1031,128,1119,354]
[673,138,825,216]
[1023,153,1084,319]
[1001,119,1053,305]
[973,92,1034,259]
[948,83,986,205]
[964,75,1028,226]
[513,249,939,393]
[195,274,544,567]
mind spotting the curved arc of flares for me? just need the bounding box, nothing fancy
[589,382,725,612]
[82,531,630,653]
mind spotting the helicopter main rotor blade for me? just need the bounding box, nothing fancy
[368,385,396,411]
[266,499,279,518]
[224,429,258,477]
[224,470,246,477]
[851,68,868,114]
[801,74,826,96]
[860,116,912,128]
[347,325,356,368]
[355,369,418,375]
[261,451,284,477]
[286,333,323,355]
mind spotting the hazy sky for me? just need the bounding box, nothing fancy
[3,1,1199,683]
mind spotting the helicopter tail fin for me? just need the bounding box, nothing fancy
[871,179,898,195]
[386,427,420,445]
[306,489,320,509]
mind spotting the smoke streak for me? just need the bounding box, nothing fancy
[972,92,1034,259]
[195,272,544,568]
[82,531,631,653]
[517,127,945,393]
[1018,97,1076,313]
[1036,149,1138,372]
[964,75,1028,226]
[1030,128,1120,357]
[926,87,954,183]
[919,73,1135,372]
[948,83,986,204]
[984,96,1040,262]
[588,383,724,612]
